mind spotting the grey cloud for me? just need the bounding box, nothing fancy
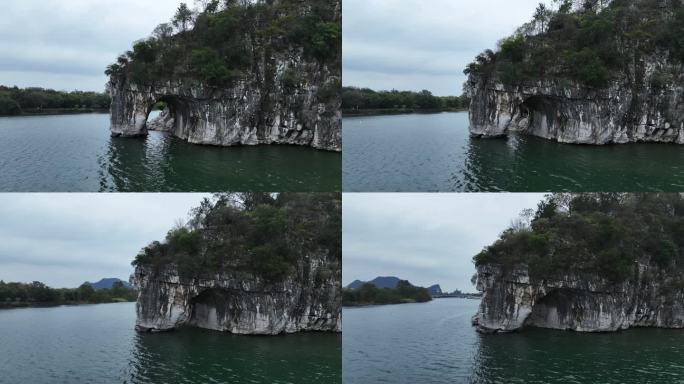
[343,193,546,292]
[343,0,550,95]
[0,0,180,91]
[0,193,209,288]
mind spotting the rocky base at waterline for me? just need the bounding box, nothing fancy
[132,264,341,334]
[472,264,684,334]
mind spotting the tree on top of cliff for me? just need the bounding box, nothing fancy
[105,0,340,87]
[133,193,341,281]
[173,3,194,32]
[465,0,684,88]
[475,193,684,283]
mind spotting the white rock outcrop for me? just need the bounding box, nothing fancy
[473,264,684,333]
[466,58,684,145]
[109,52,341,151]
[133,258,341,334]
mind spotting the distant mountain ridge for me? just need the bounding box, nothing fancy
[346,276,403,290]
[86,278,131,290]
[346,278,474,298]
[347,277,444,292]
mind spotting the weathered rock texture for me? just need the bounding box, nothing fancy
[132,256,341,334]
[466,61,684,144]
[473,264,684,333]
[109,53,341,151]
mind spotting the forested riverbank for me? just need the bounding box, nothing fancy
[342,280,432,306]
[342,87,469,116]
[0,86,110,116]
[0,280,136,309]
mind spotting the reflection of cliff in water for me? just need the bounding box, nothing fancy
[463,133,684,193]
[97,130,342,192]
[126,330,341,384]
[98,132,172,192]
[471,327,684,383]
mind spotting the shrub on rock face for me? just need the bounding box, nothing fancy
[191,48,234,86]
[308,21,341,60]
[564,48,610,88]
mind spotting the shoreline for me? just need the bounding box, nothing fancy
[0,299,134,310]
[344,296,481,308]
[343,108,467,117]
[0,108,109,117]
[343,300,432,308]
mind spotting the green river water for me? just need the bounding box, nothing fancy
[0,302,341,383]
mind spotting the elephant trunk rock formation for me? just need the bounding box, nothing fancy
[108,57,341,152]
[466,62,684,145]
[472,264,684,333]
[132,261,341,334]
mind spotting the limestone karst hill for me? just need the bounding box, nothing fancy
[107,0,341,151]
[132,193,341,334]
[465,0,684,144]
[473,193,684,333]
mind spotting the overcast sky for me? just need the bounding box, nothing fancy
[0,193,208,288]
[0,0,181,92]
[343,193,546,292]
[343,0,549,96]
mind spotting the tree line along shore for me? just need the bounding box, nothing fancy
[342,280,432,306]
[0,280,136,308]
[0,86,111,116]
[342,86,470,116]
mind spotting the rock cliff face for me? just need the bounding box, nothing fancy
[109,52,341,151]
[466,60,684,145]
[132,256,341,334]
[473,264,684,333]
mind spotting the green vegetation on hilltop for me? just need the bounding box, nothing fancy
[342,281,432,306]
[0,281,136,308]
[342,87,469,114]
[465,0,684,88]
[475,193,684,283]
[0,86,110,116]
[133,193,341,281]
[107,0,340,87]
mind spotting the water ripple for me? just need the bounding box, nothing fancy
[343,112,684,192]
[0,114,340,192]
[344,299,684,383]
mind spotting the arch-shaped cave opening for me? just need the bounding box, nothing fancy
[187,288,237,330]
[144,95,183,133]
[517,95,556,132]
[527,288,585,330]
